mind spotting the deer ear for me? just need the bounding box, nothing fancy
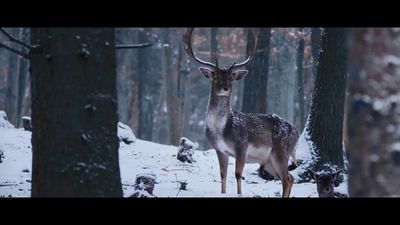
[308,169,318,180]
[199,67,214,79]
[232,70,248,80]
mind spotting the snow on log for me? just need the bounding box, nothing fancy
[177,137,198,163]
[118,122,136,144]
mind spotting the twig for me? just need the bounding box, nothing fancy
[0,28,33,49]
[0,42,30,58]
[115,43,153,49]
[0,183,18,187]
[163,168,192,172]
[175,173,181,197]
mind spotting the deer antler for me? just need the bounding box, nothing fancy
[183,28,216,68]
[183,28,258,71]
[228,28,258,71]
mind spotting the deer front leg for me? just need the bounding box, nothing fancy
[216,150,229,194]
[235,150,246,195]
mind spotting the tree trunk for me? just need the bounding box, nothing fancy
[127,30,140,133]
[178,36,190,138]
[296,35,306,131]
[4,28,22,126]
[267,30,297,123]
[306,28,348,170]
[21,73,31,120]
[162,28,181,145]
[347,28,400,197]
[242,28,271,113]
[311,28,322,71]
[16,28,30,128]
[30,28,122,197]
[116,28,134,125]
[137,28,154,141]
[16,57,28,127]
[211,28,218,56]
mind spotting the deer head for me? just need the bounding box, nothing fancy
[183,28,258,97]
[309,169,342,198]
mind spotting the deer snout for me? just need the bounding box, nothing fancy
[222,86,229,91]
[325,186,331,192]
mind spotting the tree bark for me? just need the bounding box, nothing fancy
[4,28,21,126]
[211,28,218,56]
[162,28,181,145]
[16,28,30,127]
[242,28,271,114]
[296,35,306,131]
[267,29,297,123]
[137,28,154,141]
[311,28,322,72]
[30,28,122,197]
[306,28,348,170]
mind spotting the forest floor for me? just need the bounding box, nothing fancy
[0,126,348,197]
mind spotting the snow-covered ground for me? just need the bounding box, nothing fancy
[0,125,347,197]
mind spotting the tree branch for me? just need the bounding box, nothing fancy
[0,42,30,59]
[0,28,33,49]
[115,43,153,49]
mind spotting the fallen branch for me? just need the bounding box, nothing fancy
[161,167,192,172]
[0,183,18,187]
[175,174,181,197]
[115,43,153,49]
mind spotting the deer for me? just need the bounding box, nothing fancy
[183,28,299,197]
[308,169,342,198]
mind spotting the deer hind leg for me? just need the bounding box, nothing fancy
[271,150,294,198]
[259,159,279,181]
[288,149,298,171]
[216,150,229,194]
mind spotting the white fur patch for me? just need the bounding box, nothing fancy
[205,112,226,133]
[216,89,230,96]
[216,139,235,156]
[246,144,272,163]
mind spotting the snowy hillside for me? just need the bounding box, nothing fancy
[0,125,347,197]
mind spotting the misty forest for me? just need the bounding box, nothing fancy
[0,27,399,197]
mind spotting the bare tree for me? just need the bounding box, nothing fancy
[306,28,348,170]
[242,28,271,113]
[267,29,297,124]
[30,28,122,197]
[347,28,400,197]
[16,28,30,127]
[137,28,156,141]
[162,28,181,145]
[296,29,306,131]
[4,28,22,126]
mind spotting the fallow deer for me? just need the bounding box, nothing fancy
[309,169,342,198]
[183,28,299,197]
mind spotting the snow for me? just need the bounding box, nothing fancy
[0,124,348,197]
[0,128,32,197]
[0,111,14,128]
[117,122,136,144]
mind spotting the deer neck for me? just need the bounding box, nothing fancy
[206,84,231,131]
